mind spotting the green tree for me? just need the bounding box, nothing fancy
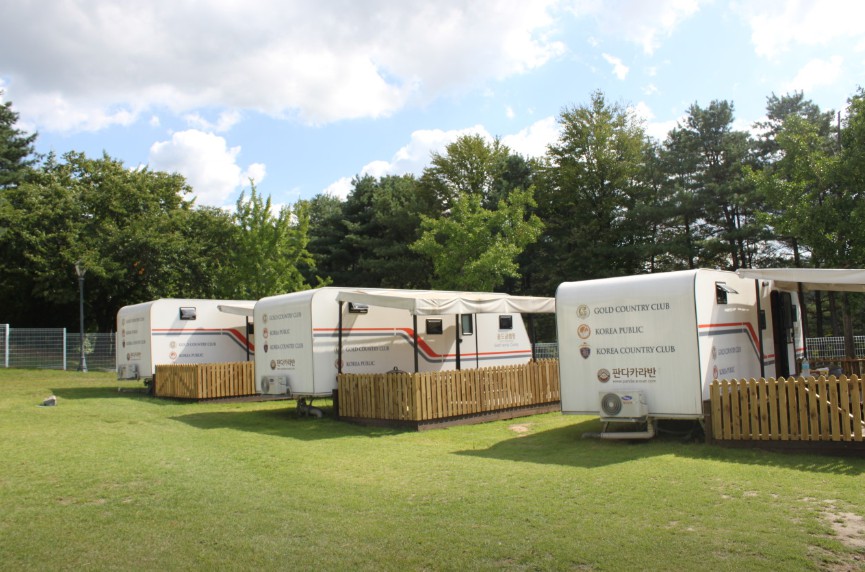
[412,187,542,291]
[304,192,346,286]
[0,151,211,329]
[531,91,650,293]
[0,92,37,190]
[222,183,313,299]
[419,134,512,210]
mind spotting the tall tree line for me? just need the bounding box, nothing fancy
[1,87,864,332]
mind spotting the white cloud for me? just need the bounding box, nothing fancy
[183,110,242,133]
[571,0,703,55]
[148,130,265,207]
[322,118,561,197]
[737,0,865,59]
[632,101,681,142]
[642,83,659,96]
[602,53,629,80]
[0,0,565,133]
[502,117,560,157]
[321,177,354,200]
[366,124,494,179]
[785,56,844,93]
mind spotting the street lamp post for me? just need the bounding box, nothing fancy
[75,261,88,372]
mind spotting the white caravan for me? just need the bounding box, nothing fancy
[116,298,255,382]
[253,287,554,397]
[556,269,803,435]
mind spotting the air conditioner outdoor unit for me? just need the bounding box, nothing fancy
[599,390,649,420]
[260,375,290,396]
[118,363,139,380]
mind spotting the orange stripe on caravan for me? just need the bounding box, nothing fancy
[313,327,531,360]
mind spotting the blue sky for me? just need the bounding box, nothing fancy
[2,0,863,209]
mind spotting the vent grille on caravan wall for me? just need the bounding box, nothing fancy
[260,375,290,396]
[599,390,649,420]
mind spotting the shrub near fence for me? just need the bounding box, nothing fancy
[709,376,865,442]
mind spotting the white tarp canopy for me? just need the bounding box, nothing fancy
[335,289,555,316]
[736,268,865,293]
[217,302,256,317]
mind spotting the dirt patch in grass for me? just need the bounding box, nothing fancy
[508,423,533,436]
[810,500,865,571]
[822,508,865,550]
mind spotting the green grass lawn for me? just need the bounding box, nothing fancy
[1,369,864,571]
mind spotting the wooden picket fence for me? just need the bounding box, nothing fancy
[154,361,255,399]
[337,360,560,425]
[709,375,865,442]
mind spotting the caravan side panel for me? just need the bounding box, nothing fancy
[255,291,317,396]
[557,272,702,418]
[148,299,252,368]
[116,299,252,380]
[694,271,763,400]
[117,302,153,378]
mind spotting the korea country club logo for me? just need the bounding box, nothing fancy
[597,369,611,383]
[580,343,591,359]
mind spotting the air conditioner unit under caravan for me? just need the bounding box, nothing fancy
[117,363,139,380]
[260,375,290,396]
[599,390,649,421]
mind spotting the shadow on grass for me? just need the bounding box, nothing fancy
[455,418,865,476]
[170,408,409,441]
[52,385,151,400]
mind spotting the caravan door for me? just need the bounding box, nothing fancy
[769,290,796,377]
[455,314,479,369]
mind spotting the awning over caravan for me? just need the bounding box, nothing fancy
[217,302,256,317]
[335,289,555,315]
[736,268,865,293]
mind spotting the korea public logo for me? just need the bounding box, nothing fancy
[577,324,591,340]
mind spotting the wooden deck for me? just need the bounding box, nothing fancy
[708,375,865,445]
[337,360,560,429]
[154,361,256,400]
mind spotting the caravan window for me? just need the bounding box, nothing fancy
[460,315,474,336]
[179,307,197,320]
[715,282,738,305]
[426,319,443,335]
[499,315,513,330]
[348,302,369,314]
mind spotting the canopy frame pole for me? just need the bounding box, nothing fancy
[529,314,537,361]
[245,316,251,362]
[455,314,461,371]
[475,315,480,369]
[338,301,344,374]
[413,315,419,373]
[754,279,765,379]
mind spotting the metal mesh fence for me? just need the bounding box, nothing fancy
[533,342,559,360]
[67,333,117,371]
[0,326,862,370]
[806,336,865,360]
[0,326,116,371]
